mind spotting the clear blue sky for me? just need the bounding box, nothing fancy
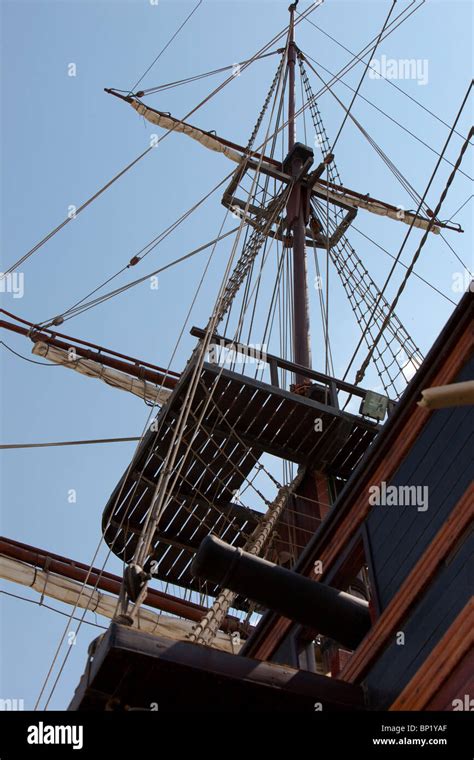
[1,0,472,709]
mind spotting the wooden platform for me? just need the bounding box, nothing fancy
[102,350,379,599]
[68,623,365,712]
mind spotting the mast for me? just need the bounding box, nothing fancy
[287,1,312,384]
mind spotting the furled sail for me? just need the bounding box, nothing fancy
[132,101,245,164]
[130,99,441,234]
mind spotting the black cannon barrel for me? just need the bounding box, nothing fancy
[192,535,371,650]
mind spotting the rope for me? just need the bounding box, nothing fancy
[42,227,240,325]
[127,0,203,95]
[126,45,296,616]
[0,590,107,631]
[446,194,473,223]
[355,124,474,384]
[303,52,472,183]
[135,50,282,96]
[438,232,473,277]
[4,3,318,281]
[329,0,397,152]
[187,468,305,645]
[344,79,473,385]
[303,56,429,215]
[33,183,229,711]
[39,173,241,328]
[350,225,456,305]
[0,341,61,366]
[299,53,423,398]
[0,437,140,450]
[302,6,472,146]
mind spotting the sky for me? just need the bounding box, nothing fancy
[0,0,472,710]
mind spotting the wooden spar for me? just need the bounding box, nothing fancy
[287,9,296,153]
[0,554,238,653]
[0,537,248,636]
[417,380,474,409]
[287,3,311,382]
[0,316,179,391]
[32,341,172,405]
[0,308,181,378]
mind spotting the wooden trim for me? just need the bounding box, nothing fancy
[389,600,474,710]
[339,484,473,683]
[314,471,331,520]
[255,616,294,661]
[425,649,474,711]
[324,531,365,589]
[361,523,381,617]
[250,323,472,659]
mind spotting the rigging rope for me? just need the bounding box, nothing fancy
[343,79,473,386]
[3,3,319,281]
[299,54,423,398]
[125,42,297,621]
[127,0,203,95]
[42,227,240,325]
[0,437,140,450]
[303,52,472,183]
[126,195,294,617]
[329,0,397,153]
[188,467,305,645]
[134,50,282,96]
[0,590,107,631]
[302,5,472,146]
[350,225,456,305]
[302,56,430,216]
[0,341,60,367]
[355,124,474,385]
[33,172,236,711]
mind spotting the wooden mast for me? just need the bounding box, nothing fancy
[287,2,312,384]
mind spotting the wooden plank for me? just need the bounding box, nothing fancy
[196,375,236,431]
[312,331,473,578]
[201,363,379,432]
[331,427,375,475]
[218,382,257,428]
[389,600,474,710]
[232,387,271,433]
[425,649,474,711]
[279,407,317,451]
[363,543,472,707]
[340,484,473,683]
[245,393,284,438]
[375,429,474,606]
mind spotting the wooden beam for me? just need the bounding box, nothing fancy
[191,327,377,400]
[68,623,366,711]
